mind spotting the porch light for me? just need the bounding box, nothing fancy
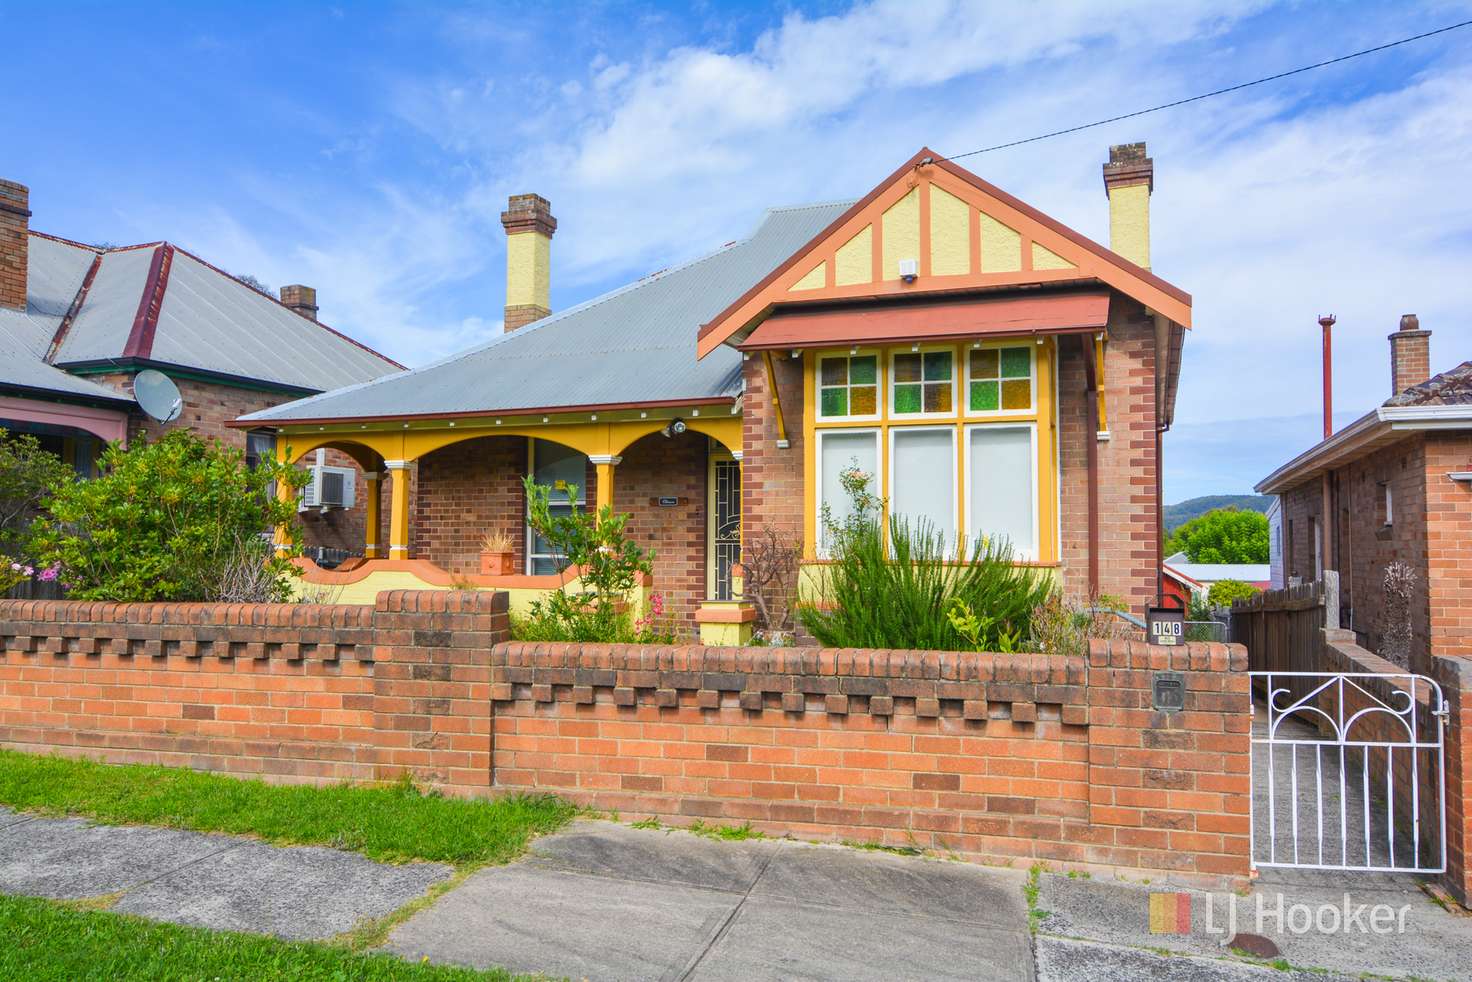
[662,418,687,438]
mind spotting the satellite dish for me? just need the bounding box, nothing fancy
[134,369,183,423]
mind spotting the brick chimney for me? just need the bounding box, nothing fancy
[1102,143,1153,270]
[279,284,319,321]
[500,193,555,332]
[0,179,30,310]
[1390,313,1431,395]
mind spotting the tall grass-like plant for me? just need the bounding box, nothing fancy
[798,466,1051,651]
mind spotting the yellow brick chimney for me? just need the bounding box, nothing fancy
[1101,143,1153,270]
[500,193,556,332]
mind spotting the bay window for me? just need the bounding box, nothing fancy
[809,339,1052,565]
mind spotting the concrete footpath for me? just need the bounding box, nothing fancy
[3,807,1469,980]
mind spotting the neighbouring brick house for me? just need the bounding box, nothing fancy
[238,146,1193,635]
[1258,317,1472,673]
[0,177,401,556]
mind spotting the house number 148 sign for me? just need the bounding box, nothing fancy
[1146,606,1184,646]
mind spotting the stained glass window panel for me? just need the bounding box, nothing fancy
[850,356,877,384]
[923,383,953,413]
[923,351,952,381]
[970,348,999,378]
[893,353,922,383]
[820,387,848,417]
[821,358,847,386]
[1001,379,1031,410]
[1000,347,1031,377]
[850,386,877,415]
[970,380,999,412]
[893,384,922,414]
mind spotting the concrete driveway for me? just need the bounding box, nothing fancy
[387,820,1035,982]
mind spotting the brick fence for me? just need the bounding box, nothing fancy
[0,591,1250,885]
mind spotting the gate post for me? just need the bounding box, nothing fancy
[1434,655,1472,906]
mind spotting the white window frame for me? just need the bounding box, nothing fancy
[887,425,958,554]
[963,340,1036,418]
[888,345,957,421]
[813,427,881,559]
[1382,482,1394,527]
[526,439,588,575]
[964,422,1039,561]
[815,350,883,423]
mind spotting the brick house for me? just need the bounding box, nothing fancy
[0,177,400,555]
[238,146,1193,635]
[1257,317,1472,672]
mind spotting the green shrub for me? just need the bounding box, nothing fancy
[1164,507,1268,564]
[0,427,73,563]
[519,476,656,641]
[797,467,1051,651]
[1207,578,1259,608]
[31,430,305,602]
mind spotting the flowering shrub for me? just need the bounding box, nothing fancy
[633,591,678,643]
[1,558,27,594]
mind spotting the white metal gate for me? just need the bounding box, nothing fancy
[1250,671,1447,874]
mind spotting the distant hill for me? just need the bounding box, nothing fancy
[1164,494,1272,533]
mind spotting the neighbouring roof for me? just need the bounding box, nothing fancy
[240,201,853,425]
[1385,359,1472,406]
[1,232,400,407]
[1165,561,1271,584]
[1258,358,1472,494]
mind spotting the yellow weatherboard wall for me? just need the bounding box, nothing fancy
[979,214,1022,272]
[791,261,826,291]
[881,188,920,281]
[506,230,551,309]
[1031,242,1075,271]
[1107,182,1150,269]
[834,225,873,286]
[929,185,970,276]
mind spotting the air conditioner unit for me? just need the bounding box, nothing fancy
[299,454,356,512]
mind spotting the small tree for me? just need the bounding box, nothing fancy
[521,475,654,641]
[740,526,801,637]
[31,430,306,602]
[0,428,73,560]
[1206,578,1259,608]
[1164,507,1269,564]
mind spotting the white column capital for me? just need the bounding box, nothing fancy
[730,451,743,462]
[384,459,411,471]
[588,454,622,466]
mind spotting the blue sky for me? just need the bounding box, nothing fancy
[4,1,1471,501]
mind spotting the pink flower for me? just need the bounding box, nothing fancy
[38,564,60,582]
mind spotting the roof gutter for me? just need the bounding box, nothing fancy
[227,394,739,429]
[1256,403,1472,494]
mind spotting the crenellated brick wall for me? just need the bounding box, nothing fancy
[489,637,1251,883]
[0,591,503,792]
[0,593,1251,885]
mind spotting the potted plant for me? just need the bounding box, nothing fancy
[479,531,515,576]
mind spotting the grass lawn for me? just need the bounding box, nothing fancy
[0,749,574,865]
[0,894,532,981]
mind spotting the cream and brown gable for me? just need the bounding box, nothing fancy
[696,148,1191,358]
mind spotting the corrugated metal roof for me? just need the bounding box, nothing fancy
[23,235,98,347]
[0,308,134,403]
[51,245,156,363]
[147,250,397,391]
[45,239,398,392]
[242,201,853,424]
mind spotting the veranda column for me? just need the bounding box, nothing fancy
[273,443,296,557]
[589,454,620,510]
[385,460,412,560]
[362,471,381,558]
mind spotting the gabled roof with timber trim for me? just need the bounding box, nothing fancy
[695,147,1192,359]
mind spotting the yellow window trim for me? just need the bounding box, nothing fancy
[802,339,1058,565]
